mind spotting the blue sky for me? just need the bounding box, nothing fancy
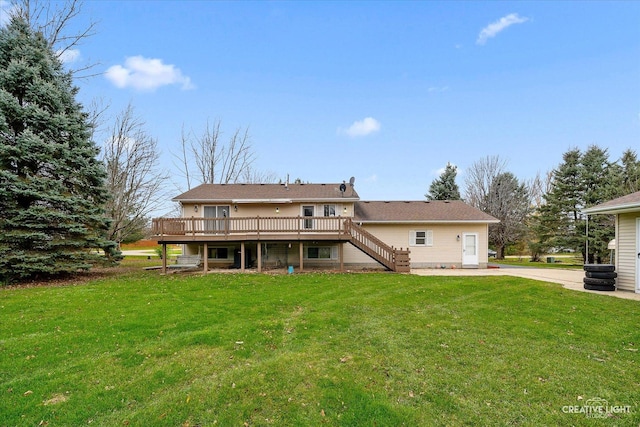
[3,1,640,207]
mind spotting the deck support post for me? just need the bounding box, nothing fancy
[162,243,167,274]
[241,241,246,272]
[203,243,208,273]
[299,242,304,272]
[339,242,344,271]
[257,242,262,273]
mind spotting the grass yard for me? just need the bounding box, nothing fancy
[496,255,584,269]
[1,266,638,426]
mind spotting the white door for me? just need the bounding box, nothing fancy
[462,233,479,267]
[636,219,640,293]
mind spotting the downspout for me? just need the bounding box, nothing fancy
[585,214,589,263]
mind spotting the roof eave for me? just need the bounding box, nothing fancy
[355,219,500,224]
[173,197,359,204]
[582,204,640,215]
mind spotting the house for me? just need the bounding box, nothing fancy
[582,190,640,293]
[152,182,498,273]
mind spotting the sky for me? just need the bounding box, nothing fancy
[2,1,639,212]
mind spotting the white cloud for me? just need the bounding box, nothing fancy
[340,117,381,137]
[477,13,529,45]
[105,56,194,91]
[57,49,81,64]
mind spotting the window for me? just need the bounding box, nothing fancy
[208,247,229,259]
[203,205,230,233]
[302,205,314,229]
[410,230,433,247]
[306,246,335,259]
[323,204,336,217]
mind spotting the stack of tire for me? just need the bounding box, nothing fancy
[583,264,616,291]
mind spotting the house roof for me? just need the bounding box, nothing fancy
[354,201,499,223]
[172,183,360,203]
[582,190,640,215]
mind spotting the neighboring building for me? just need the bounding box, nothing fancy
[152,182,498,273]
[583,190,640,293]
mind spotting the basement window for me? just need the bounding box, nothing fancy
[306,246,336,259]
[208,247,230,259]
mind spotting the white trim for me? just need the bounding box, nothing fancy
[409,230,433,247]
[232,199,293,204]
[583,203,640,215]
[462,233,479,267]
[358,220,500,224]
[636,218,640,293]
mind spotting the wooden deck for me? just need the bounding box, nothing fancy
[151,216,410,273]
[152,216,352,243]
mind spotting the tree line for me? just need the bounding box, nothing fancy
[1,1,637,284]
[0,2,273,284]
[426,147,640,262]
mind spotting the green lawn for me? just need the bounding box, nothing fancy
[1,266,638,426]
[494,255,584,269]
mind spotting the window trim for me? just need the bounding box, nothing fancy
[305,245,338,260]
[410,230,433,247]
[207,247,231,259]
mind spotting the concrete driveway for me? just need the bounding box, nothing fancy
[411,267,640,301]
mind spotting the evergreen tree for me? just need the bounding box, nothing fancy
[534,148,583,255]
[0,16,118,284]
[533,145,621,264]
[426,162,461,200]
[618,149,640,195]
[580,145,615,263]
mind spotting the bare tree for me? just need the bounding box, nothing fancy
[465,156,533,258]
[175,119,275,189]
[8,0,98,75]
[485,172,532,258]
[527,171,552,210]
[463,155,507,210]
[102,104,169,246]
[240,168,280,184]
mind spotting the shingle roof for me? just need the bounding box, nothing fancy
[582,190,640,214]
[172,183,360,202]
[354,201,499,223]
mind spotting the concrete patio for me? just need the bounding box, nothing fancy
[412,267,640,301]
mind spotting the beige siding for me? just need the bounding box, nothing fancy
[181,202,354,218]
[343,223,490,269]
[616,213,638,292]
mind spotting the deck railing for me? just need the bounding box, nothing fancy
[152,216,410,272]
[345,220,411,272]
[152,216,350,237]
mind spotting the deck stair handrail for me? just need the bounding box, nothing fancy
[344,219,410,272]
[152,216,410,272]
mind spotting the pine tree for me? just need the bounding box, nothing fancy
[619,149,640,195]
[426,162,461,200]
[0,16,118,284]
[534,148,584,254]
[580,145,615,263]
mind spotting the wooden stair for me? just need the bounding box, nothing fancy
[344,219,410,272]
